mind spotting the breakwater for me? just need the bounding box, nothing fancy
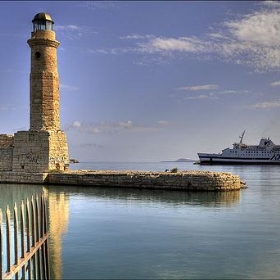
[0,170,246,191]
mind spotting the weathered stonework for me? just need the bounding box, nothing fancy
[0,134,14,171]
[0,134,14,147]
[0,13,69,173]
[12,130,69,173]
[46,170,246,191]
[0,170,246,191]
[28,30,60,131]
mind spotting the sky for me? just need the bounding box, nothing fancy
[2,1,280,162]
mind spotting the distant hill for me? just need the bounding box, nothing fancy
[161,158,196,163]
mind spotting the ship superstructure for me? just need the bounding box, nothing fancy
[198,131,280,164]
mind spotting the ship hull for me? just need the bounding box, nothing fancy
[198,154,280,165]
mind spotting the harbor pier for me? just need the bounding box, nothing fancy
[0,170,246,191]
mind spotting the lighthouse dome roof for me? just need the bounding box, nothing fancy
[32,13,54,23]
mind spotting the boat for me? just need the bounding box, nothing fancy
[197,130,280,164]
[69,158,79,164]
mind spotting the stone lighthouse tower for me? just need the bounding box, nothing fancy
[28,13,61,132]
[12,13,69,173]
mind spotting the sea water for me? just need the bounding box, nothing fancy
[1,162,280,279]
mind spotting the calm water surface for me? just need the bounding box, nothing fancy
[1,162,280,279]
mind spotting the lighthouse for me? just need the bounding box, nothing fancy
[11,13,69,173]
[28,13,61,131]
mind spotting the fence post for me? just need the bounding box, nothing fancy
[26,197,31,280]
[0,209,2,280]
[6,206,11,274]
[20,200,26,279]
[0,193,49,280]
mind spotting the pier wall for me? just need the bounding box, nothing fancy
[0,172,48,184]
[0,134,14,171]
[0,170,246,191]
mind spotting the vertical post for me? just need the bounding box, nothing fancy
[6,206,11,274]
[0,193,50,280]
[41,192,50,279]
[13,203,19,280]
[26,197,31,280]
[20,201,26,279]
[40,193,46,279]
[0,209,3,280]
[31,196,37,279]
[35,194,41,279]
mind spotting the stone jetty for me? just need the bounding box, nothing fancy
[0,170,246,191]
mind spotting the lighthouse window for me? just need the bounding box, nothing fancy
[46,21,53,31]
[33,21,53,32]
[35,52,41,59]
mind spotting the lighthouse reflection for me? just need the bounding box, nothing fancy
[46,188,70,280]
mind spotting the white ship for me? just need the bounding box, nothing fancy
[198,131,280,164]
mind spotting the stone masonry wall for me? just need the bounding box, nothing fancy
[0,172,48,184]
[0,170,246,191]
[28,30,60,132]
[47,170,246,191]
[48,130,69,171]
[0,134,14,147]
[0,134,14,171]
[12,130,69,173]
[12,131,50,172]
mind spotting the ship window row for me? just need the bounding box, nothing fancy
[229,151,270,154]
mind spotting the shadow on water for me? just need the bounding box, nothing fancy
[0,184,45,211]
[46,185,241,208]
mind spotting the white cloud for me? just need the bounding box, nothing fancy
[55,25,81,31]
[260,1,280,8]
[78,1,118,10]
[60,84,79,91]
[88,48,129,55]
[176,84,219,91]
[72,121,81,128]
[270,81,280,87]
[67,120,161,134]
[103,4,280,72]
[224,11,280,47]
[183,94,216,100]
[158,120,170,126]
[177,89,252,101]
[120,34,153,40]
[138,36,209,54]
[249,100,280,109]
[55,24,98,40]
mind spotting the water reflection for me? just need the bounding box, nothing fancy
[46,189,70,280]
[47,186,241,208]
[0,184,242,279]
[0,184,44,210]
[45,185,241,278]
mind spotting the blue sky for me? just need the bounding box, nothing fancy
[1,1,280,162]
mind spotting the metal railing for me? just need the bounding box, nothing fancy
[0,192,49,279]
